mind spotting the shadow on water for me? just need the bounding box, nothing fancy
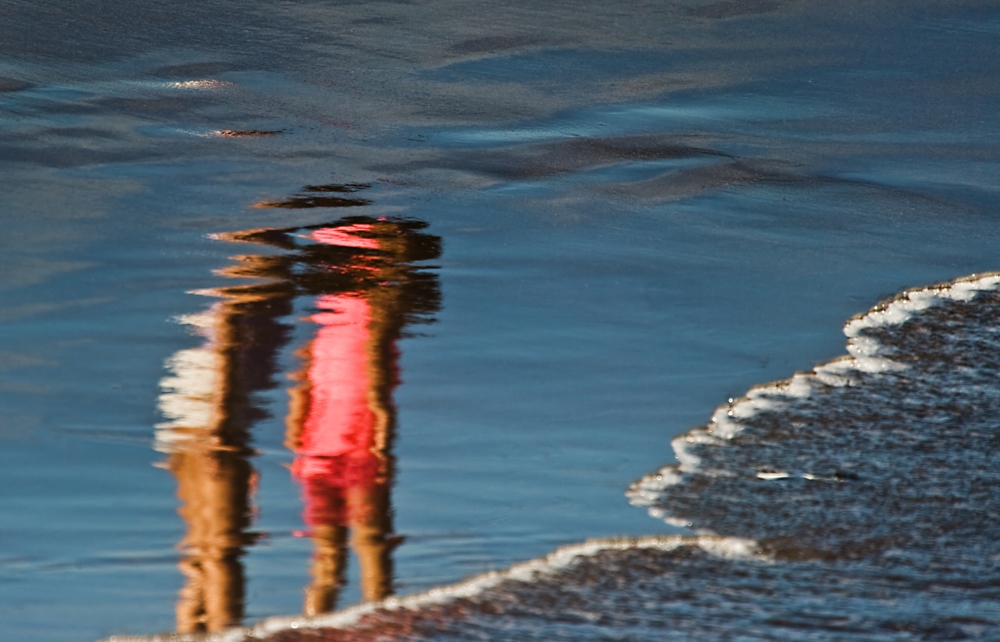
[154,187,441,633]
[253,184,374,210]
[0,76,33,92]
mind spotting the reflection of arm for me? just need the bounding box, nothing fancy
[367,390,391,479]
[363,282,406,480]
[284,343,313,453]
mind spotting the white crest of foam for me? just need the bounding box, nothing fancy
[99,536,762,642]
[630,272,1000,525]
[708,406,742,440]
[672,433,706,471]
[164,79,234,90]
[628,429,714,516]
[811,357,860,387]
[627,467,684,508]
[843,273,1000,338]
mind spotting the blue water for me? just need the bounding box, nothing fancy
[1,1,999,640]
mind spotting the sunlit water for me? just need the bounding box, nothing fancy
[1,2,999,640]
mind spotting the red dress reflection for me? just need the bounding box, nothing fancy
[286,224,402,614]
[292,294,379,523]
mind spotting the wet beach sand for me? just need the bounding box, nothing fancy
[1,1,999,640]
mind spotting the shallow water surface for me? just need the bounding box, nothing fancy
[1,1,999,640]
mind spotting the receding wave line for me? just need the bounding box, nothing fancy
[629,271,1000,525]
[99,535,761,642]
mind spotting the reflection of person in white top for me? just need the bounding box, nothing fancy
[156,292,290,633]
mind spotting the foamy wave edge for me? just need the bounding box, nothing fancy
[627,271,1000,526]
[100,535,760,642]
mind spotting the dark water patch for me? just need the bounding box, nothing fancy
[597,158,954,206]
[0,0,283,64]
[217,130,285,137]
[448,35,544,55]
[687,0,785,20]
[351,16,401,26]
[253,183,372,209]
[389,134,730,182]
[424,48,678,85]
[97,94,215,117]
[28,126,124,141]
[153,62,244,78]
[0,76,33,92]
[599,159,813,202]
[302,183,371,194]
[0,144,170,169]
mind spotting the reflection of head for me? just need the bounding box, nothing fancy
[214,216,442,325]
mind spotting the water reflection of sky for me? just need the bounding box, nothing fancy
[2,3,1000,638]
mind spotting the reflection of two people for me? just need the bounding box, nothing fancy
[156,215,441,632]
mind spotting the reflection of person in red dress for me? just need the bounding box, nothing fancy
[158,211,440,629]
[288,227,386,526]
[277,219,440,615]
[287,288,394,613]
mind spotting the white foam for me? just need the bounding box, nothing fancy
[99,536,762,642]
[672,434,705,471]
[627,466,684,509]
[783,373,815,398]
[165,79,234,91]
[707,407,742,439]
[844,273,1000,338]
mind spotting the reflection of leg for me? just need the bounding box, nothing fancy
[203,548,245,631]
[305,524,348,616]
[176,546,246,632]
[176,556,205,634]
[347,484,394,603]
[172,451,251,633]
